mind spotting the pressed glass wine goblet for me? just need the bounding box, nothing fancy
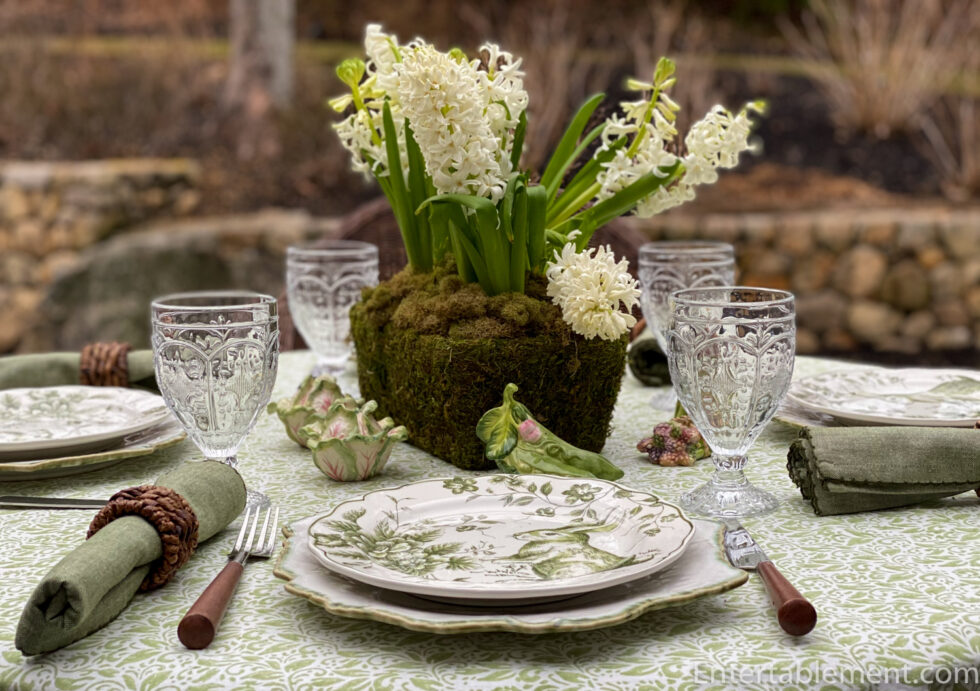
[666,287,796,518]
[151,291,279,504]
[637,241,736,408]
[286,241,379,377]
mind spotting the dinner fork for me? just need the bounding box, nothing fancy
[178,503,280,649]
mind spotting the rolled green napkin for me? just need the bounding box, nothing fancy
[787,426,980,516]
[15,461,246,655]
[0,351,157,392]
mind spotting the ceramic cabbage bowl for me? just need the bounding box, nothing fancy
[267,375,355,445]
[298,399,408,482]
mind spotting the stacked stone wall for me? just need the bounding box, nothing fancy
[0,159,200,350]
[635,207,980,355]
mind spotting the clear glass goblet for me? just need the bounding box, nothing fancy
[286,241,379,377]
[666,286,796,518]
[151,291,279,504]
[638,241,736,409]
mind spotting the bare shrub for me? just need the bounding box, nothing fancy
[779,0,980,139]
[458,0,619,172]
[627,0,725,134]
[916,58,980,200]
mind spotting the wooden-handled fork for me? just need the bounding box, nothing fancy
[178,504,280,650]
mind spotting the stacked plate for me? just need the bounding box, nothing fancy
[782,366,980,428]
[0,386,183,480]
[274,475,748,633]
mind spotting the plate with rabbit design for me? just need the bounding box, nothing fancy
[306,474,695,602]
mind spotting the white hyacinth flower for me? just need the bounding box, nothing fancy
[477,42,529,150]
[594,61,762,218]
[364,24,400,94]
[394,42,510,201]
[546,243,640,341]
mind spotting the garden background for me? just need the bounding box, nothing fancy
[1,0,978,364]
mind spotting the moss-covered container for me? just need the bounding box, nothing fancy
[350,261,628,470]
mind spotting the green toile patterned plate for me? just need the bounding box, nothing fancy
[0,420,185,481]
[788,367,980,427]
[275,514,745,634]
[305,475,696,603]
[0,386,172,460]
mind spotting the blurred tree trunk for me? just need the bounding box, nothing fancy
[225,0,295,159]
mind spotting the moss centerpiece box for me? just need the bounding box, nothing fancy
[332,26,763,469]
[351,263,626,469]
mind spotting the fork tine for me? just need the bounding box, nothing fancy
[262,507,280,555]
[234,505,253,552]
[242,505,262,554]
[255,506,273,553]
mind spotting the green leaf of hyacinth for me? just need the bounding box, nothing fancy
[545,136,627,226]
[418,193,507,294]
[382,102,420,268]
[440,205,492,291]
[510,110,527,171]
[575,161,683,247]
[526,184,548,270]
[541,92,605,202]
[404,122,433,271]
[509,180,528,292]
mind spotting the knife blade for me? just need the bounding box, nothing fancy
[724,521,817,636]
[0,496,108,510]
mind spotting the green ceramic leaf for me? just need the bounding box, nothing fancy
[475,383,530,460]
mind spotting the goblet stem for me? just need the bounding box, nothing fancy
[215,456,269,507]
[679,454,778,518]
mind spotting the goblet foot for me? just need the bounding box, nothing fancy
[679,475,778,518]
[219,456,270,507]
[311,357,348,378]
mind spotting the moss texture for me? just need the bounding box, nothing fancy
[350,259,628,470]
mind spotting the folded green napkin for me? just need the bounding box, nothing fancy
[787,426,980,516]
[15,461,246,655]
[0,351,157,392]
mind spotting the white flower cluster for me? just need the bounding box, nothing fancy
[595,90,762,217]
[396,43,509,201]
[595,97,680,202]
[546,243,640,341]
[332,25,528,203]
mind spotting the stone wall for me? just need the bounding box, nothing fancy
[19,210,334,353]
[0,159,201,351]
[635,207,980,357]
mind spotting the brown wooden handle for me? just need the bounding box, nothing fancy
[757,560,817,636]
[178,561,244,649]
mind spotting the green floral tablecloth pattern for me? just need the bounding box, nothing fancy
[2,353,979,690]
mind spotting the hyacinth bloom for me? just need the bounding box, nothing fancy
[546,243,641,341]
[330,26,761,340]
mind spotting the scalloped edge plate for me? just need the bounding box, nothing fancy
[0,420,185,481]
[275,516,745,634]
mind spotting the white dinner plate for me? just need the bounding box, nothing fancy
[787,367,980,427]
[278,515,744,634]
[0,420,186,481]
[306,475,696,603]
[0,386,171,460]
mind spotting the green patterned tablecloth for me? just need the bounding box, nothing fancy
[2,352,979,690]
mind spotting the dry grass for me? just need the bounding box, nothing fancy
[779,0,980,139]
[917,49,980,200]
[627,0,725,135]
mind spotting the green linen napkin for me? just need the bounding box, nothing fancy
[15,461,246,655]
[787,426,980,516]
[0,351,157,392]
